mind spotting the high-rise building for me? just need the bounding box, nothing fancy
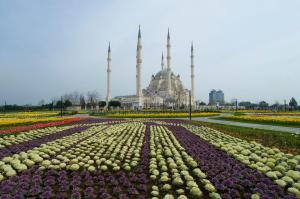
[209,89,224,105]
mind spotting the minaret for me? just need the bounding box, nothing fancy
[161,52,164,70]
[136,25,143,108]
[191,42,195,105]
[166,28,172,95]
[106,42,112,107]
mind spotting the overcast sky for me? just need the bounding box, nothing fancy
[1,0,300,105]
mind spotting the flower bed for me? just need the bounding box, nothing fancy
[184,124,300,198]
[0,117,68,128]
[0,119,298,198]
[0,117,85,135]
[0,111,60,119]
[219,115,300,126]
[170,125,292,198]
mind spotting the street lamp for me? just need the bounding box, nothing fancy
[189,91,192,120]
[4,101,6,114]
[61,96,63,117]
[284,99,287,112]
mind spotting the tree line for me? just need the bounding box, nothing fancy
[0,91,122,112]
[238,97,298,110]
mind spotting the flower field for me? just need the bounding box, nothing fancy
[0,118,299,198]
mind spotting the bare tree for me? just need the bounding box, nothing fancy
[38,99,45,106]
[80,94,86,110]
[62,91,81,105]
[87,90,99,109]
[71,91,80,105]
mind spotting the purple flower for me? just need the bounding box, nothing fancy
[1,185,14,194]
[137,184,147,192]
[12,193,23,199]
[128,187,138,195]
[100,192,111,199]
[71,191,81,199]
[98,180,105,186]
[41,190,53,199]
[84,187,94,195]
[118,194,129,199]
[0,194,11,199]
[30,186,41,195]
[85,179,94,186]
[221,193,231,199]
[286,195,297,199]
[112,186,122,195]
[56,192,67,199]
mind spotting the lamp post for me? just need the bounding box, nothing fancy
[189,91,192,120]
[235,99,238,112]
[60,96,63,117]
[284,99,286,112]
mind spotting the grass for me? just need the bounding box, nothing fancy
[191,120,300,154]
[214,117,300,128]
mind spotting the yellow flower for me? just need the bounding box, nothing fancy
[0,117,65,127]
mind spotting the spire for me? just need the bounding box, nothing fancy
[161,52,164,70]
[166,28,171,95]
[138,24,141,38]
[190,42,195,106]
[106,42,112,107]
[136,25,143,108]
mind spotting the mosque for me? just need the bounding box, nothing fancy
[105,26,195,109]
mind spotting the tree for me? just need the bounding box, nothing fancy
[80,95,86,110]
[239,101,251,109]
[64,99,72,107]
[48,102,54,111]
[87,91,99,109]
[56,100,63,108]
[199,101,206,106]
[108,101,121,107]
[270,102,280,110]
[259,101,269,109]
[289,97,298,110]
[98,101,106,108]
[38,99,45,106]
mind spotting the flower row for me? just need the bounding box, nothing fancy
[0,117,85,135]
[40,122,145,172]
[149,125,220,199]
[184,124,300,198]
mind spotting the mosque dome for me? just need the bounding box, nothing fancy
[143,68,188,100]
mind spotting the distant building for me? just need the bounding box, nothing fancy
[209,89,224,105]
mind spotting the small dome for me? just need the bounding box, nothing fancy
[143,68,188,100]
[154,69,168,77]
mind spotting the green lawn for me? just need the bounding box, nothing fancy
[192,120,300,154]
